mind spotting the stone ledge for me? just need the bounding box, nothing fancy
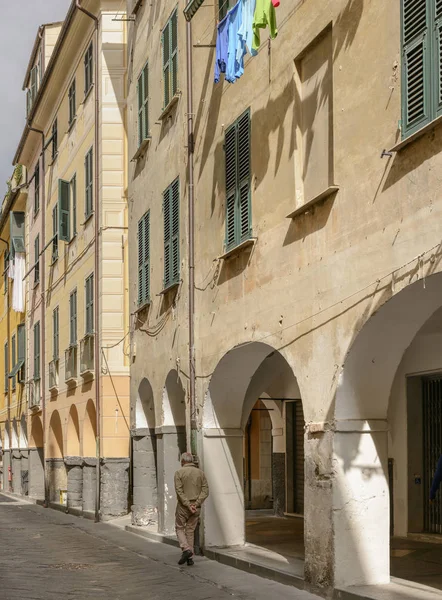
[126,524,179,548]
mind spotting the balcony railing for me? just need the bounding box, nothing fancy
[28,379,41,410]
[65,345,78,383]
[49,359,59,391]
[80,334,94,377]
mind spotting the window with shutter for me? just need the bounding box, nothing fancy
[71,175,77,238]
[4,342,8,394]
[162,9,178,109]
[138,211,150,305]
[10,212,25,256]
[85,275,94,335]
[34,235,40,285]
[34,162,40,215]
[84,42,93,96]
[70,290,77,346]
[34,322,40,381]
[17,324,25,384]
[53,307,59,360]
[11,334,16,392]
[4,253,8,294]
[85,148,93,218]
[224,109,251,251]
[52,204,58,263]
[52,119,58,160]
[138,62,149,147]
[69,78,76,126]
[58,179,70,242]
[401,0,442,137]
[163,179,180,290]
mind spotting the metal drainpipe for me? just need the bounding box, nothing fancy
[0,238,11,481]
[76,0,101,524]
[28,126,47,506]
[186,21,197,456]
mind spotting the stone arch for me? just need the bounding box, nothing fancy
[83,400,97,457]
[203,341,302,548]
[66,405,80,456]
[19,414,28,448]
[332,272,442,588]
[163,369,186,427]
[136,377,155,429]
[47,410,63,458]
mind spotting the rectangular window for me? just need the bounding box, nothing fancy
[224,109,251,251]
[68,78,76,126]
[71,175,77,238]
[137,62,149,146]
[85,148,93,218]
[85,275,94,335]
[162,9,178,108]
[401,0,442,138]
[4,252,8,295]
[58,179,70,242]
[84,42,93,96]
[163,178,180,289]
[10,211,25,257]
[34,321,40,381]
[138,211,150,305]
[219,0,231,20]
[52,204,58,262]
[11,334,16,392]
[53,307,59,360]
[34,235,40,285]
[17,324,25,384]
[34,162,40,215]
[70,290,77,346]
[52,119,58,160]
[4,342,8,394]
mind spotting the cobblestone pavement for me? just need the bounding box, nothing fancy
[0,494,318,600]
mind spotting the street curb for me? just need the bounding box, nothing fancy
[125,524,180,548]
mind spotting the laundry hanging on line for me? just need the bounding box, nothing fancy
[214,0,278,84]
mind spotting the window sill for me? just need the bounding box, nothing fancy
[68,233,77,245]
[390,115,442,153]
[83,212,94,225]
[84,85,94,103]
[131,137,151,161]
[286,185,339,218]
[67,117,77,134]
[65,376,77,386]
[159,92,181,121]
[159,281,180,295]
[219,237,257,260]
[32,280,40,290]
[135,300,151,313]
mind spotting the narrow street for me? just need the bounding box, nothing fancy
[0,494,317,600]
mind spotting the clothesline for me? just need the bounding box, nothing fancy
[214,0,278,85]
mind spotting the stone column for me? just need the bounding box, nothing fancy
[156,425,186,535]
[272,427,285,516]
[3,450,11,492]
[46,458,67,503]
[82,457,97,513]
[65,457,83,511]
[28,447,44,499]
[131,428,158,526]
[100,458,130,520]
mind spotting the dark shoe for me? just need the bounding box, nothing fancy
[178,550,193,565]
[187,558,194,566]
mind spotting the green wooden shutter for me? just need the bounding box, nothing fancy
[34,235,40,284]
[84,42,93,94]
[138,211,150,305]
[11,334,16,391]
[137,64,149,146]
[85,149,93,217]
[4,342,8,393]
[71,175,77,237]
[171,179,180,283]
[17,324,25,383]
[4,253,8,294]
[34,162,40,214]
[69,79,76,124]
[162,21,171,107]
[237,110,251,243]
[52,204,58,262]
[171,10,178,98]
[225,124,237,250]
[52,119,58,159]
[58,179,70,242]
[402,0,430,136]
[70,290,77,345]
[85,275,94,334]
[34,322,40,380]
[163,186,171,288]
[53,307,59,360]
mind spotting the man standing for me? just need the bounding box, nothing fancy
[174,452,209,566]
[430,454,442,502]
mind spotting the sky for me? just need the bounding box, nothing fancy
[0,0,71,194]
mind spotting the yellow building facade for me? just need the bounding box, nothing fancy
[14,0,130,518]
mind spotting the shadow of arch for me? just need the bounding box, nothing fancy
[19,414,28,448]
[11,419,19,449]
[3,420,10,450]
[136,378,155,429]
[83,400,97,457]
[67,405,80,456]
[163,370,186,427]
[332,271,442,588]
[30,416,43,448]
[47,411,63,458]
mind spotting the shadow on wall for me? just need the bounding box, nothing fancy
[67,404,80,456]
[164,369,186,427]
[83,399,97,457]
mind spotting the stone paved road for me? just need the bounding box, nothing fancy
[0,494,318,600]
